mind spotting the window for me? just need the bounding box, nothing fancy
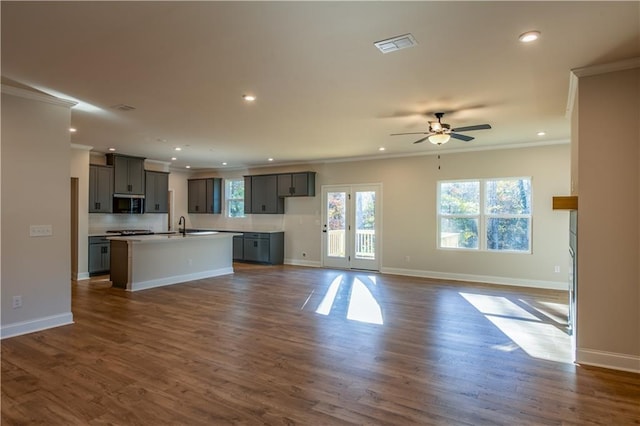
[225,178,245,218]
[437,177,532,253]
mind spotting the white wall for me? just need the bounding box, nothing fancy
[1,86,75,338]
[576,65,640,372]
[183,143,571,289]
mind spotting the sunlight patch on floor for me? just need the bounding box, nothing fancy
[460,292,572,364]
[346,278,383,325]
[315,276,341,315]
[315,275,383,325]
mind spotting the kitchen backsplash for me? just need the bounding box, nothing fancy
[89,213,168,234]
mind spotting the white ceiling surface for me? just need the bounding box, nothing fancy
[2,2,639,170]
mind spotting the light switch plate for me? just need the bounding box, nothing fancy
[29,225,53,237]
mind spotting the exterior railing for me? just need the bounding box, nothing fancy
[327,229,375,259]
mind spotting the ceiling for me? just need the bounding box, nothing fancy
[2,2,639,170]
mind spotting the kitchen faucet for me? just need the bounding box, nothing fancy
[178,216,186,236]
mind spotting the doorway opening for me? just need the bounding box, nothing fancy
[321,184,381,271]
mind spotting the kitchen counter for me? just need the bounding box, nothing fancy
[109,232,241,291]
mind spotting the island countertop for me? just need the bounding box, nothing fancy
[107,231,242,243]
[109,232,239,291]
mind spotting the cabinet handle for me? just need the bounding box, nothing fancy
[262,204,266,211]
[95,202,100,210]
[290,186,294,194]
[254,241,258,247]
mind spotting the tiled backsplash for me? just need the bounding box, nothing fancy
[89,213,168,234]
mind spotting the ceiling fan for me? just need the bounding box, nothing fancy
[391,112,492,145]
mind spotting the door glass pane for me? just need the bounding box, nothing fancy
[327,192,346,258]
[354,191,375,260]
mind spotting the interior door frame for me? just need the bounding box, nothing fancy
[321,183,382,271]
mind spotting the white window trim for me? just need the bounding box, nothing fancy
[437,177,532,253]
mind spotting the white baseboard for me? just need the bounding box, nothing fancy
[284,259,322,268]
[1,312,74,339]
[380,267,567,291]
[576,348,640,373]
[130,267,234,291]
[76,271,90,281]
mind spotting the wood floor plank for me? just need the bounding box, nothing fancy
[2,264,639,425]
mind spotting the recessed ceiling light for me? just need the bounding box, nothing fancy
[519,31,540,43]
[185,165,191,169]
[243,94,256,102]
[174,147,182,151]
[222,162,228,166]
[537,131,546,136]
[69,127,77,133]
[108,147,116,152]
[268,158,274,162]
[379,147,386,151]
[171,157,177,161]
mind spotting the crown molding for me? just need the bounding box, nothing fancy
[70,144,93,151]
[571,57,640,78]
[1,84,77,108]
[566,57,640,118]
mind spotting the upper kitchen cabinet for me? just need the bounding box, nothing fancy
[145,171,169,213]
[277,172,316,197]
[89,164,113,213]
[188,178,222,214]
[245,174,284,214]
[106,153,145,195]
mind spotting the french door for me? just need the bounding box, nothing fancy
[322,184,381,271]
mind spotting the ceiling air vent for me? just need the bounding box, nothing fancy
[374,33,418,54]
[111,104,136,112]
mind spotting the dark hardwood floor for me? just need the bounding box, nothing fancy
[2,264,639,425]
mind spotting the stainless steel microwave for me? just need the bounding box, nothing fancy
[113,195,144,214]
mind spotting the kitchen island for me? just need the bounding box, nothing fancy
[109,232,241,291]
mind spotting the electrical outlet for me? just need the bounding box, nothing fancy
[188,259,193,266]
[405,256,411,263]
[12,295,22,309]
[554,265,561,273]
[29,225,53,237]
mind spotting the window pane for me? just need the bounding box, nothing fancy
[228,200,244,217]
[440,217,479,249]
[228,179,244,199]
[440,181,480,215]
[486,179,531,214]
[487,218,530,251]
[225,179,245,218]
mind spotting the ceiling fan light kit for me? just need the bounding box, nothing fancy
[391,111,491,146]
[428,133,451,145]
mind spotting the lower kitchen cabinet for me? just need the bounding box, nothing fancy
[233,235,244,261]
[88,236,110,276]
[236,232,284,264]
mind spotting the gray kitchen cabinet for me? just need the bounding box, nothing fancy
[107,153,145,195]
[233,235,244,260]
[145,171,169,213]
[245,174,284,214]
[188,178,222,213]
[89,165,113,213]
[88,236,110,276]
[241,232,284,264]
[277,172,316,197]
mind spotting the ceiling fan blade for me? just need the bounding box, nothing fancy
[413,136,431,144]
[451,124,491,132]
[450,133,474,142]
[390,131,430,136]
